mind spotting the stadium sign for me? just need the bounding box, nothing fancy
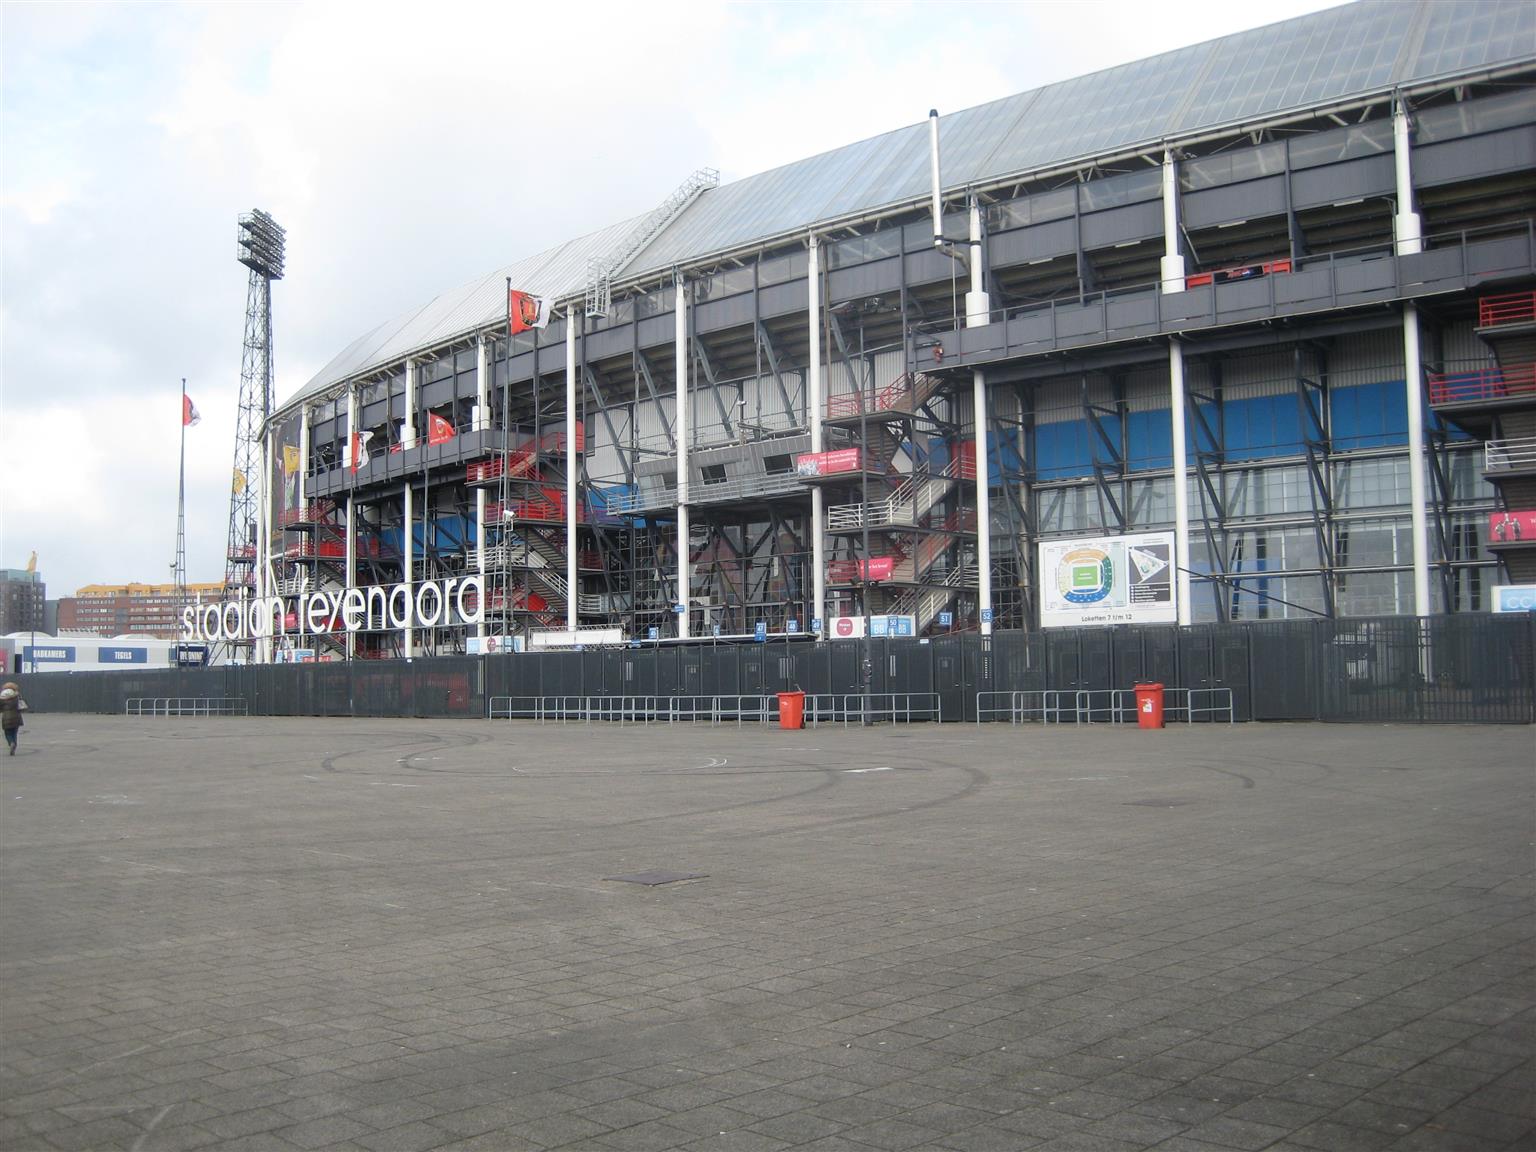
[181,577,485,643]
[1038,532,1176,628]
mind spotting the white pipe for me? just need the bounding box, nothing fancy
[1404,302,1430,616]
[255,424,271,664]
[297,404,309,508]
[403,481,414,657]
[1393,102,1422,257]
[566,312,579,632]
[475,487,487,646]
[1160,150,1186,292]
[345,494,356,661]
[1170,340,1192,624]
[929,109,944,247]
[402,358,417,448]
[967,198,993,636]
[809,235,825,632]
[674,275,691,639]
[475,336,490,430]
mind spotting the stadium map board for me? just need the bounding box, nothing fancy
[1038,532,1177,628]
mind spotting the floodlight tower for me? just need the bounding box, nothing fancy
[225,210,285,657]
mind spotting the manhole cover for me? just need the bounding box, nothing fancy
[1125,798,1198,807]
[604,870,708,886]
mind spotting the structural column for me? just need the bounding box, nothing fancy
[475,487,487,646]
[255,424,272,664]
[1404,303,1431,616]
[402,358,418,448]
[966,197,993,635]
[1161,150,1192,624]
[566,312,579,632]
[808,236,825,633]
[475,336,490,430]
[1393,98,1430,617]
[675,274,691,639]
[402,481,414,657]
[1169,340,1193,624]
[345,387,357,660]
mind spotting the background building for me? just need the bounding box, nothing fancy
[57,582,224,639]
[0,565,46,635]
[257,0,1536,660]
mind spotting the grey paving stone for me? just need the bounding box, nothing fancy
[2,719,1532,1152]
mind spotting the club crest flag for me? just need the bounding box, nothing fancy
[183,395,201,426]
[232,468,247,495]
[427,412,455,445]
[282,444,301,475]
[508,288,552,335]
[350,429,374,473]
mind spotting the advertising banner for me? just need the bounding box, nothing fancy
[795,448,862,477]
[97,647,148,664]
[1488,510,1536,544]
[826,614,916,639]
[1491,585,1536,613]
[1038,532,1176,627]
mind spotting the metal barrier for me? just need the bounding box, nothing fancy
[668,695,776,725]
[838,693,943,724]
[125,698,249,717]
[1070,687,1235,725]
[975,690,1067,724]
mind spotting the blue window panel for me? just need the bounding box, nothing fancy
[1034,420,1094,480]
[1333,380,1409,451]
[1226,394,1303,460]
[1126,409,1172,471]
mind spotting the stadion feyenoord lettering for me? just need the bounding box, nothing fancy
[181,577,484,643]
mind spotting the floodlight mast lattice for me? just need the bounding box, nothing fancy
[225,210,285,661]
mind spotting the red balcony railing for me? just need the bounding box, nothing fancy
[1479,291,1536,328]
[1427,364,1536,405]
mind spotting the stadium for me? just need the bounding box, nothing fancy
[251,0,1536,667]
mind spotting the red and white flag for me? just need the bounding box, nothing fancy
[427,412,455,445]
[182,395,201,426]
[508,288,552,335]
[350,429,373,473]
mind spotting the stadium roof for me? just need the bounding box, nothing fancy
[290,0,1536,406]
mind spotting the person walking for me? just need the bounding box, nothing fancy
[0,682,28,755]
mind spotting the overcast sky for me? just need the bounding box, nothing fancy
[1,0,1339,603]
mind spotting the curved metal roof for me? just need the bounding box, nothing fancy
[287,0,1536,408]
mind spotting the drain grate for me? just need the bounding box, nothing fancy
[604,870,708,886]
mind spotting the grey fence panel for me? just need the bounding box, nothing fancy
[1250,622,1321,720]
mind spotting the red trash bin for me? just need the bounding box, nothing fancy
[1134,683,1165,729]
[777,691,805,730]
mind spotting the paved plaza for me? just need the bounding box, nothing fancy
[0,716,1531,1152]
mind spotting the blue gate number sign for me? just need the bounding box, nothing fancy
[981,608,994,624]
[939,611,953,628]
[647,626,659,640]
[754,621,768,642]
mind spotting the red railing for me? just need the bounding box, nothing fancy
[486,488,573,523]
[276,499,335,527]
[465,427,586,484]
[1427,364,1536,404]
[1479,291,1536,328]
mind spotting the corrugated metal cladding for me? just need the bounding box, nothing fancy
[286,0,1534,410]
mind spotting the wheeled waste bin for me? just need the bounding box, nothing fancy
[777,691,805,730]
[1134,683,1165,729]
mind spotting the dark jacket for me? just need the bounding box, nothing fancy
[0,692,25,731]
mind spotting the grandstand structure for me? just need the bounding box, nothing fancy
[259,0,1536,660]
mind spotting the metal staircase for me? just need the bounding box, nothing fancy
[585,168,719,318]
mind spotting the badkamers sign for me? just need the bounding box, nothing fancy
[181,577,484,642]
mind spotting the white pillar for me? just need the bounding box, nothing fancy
[402,358,417,448]
[809,237,825,632]
[475,336,490,430]
[297,404,309,508]
[566,312,579,632]
[1160,150,1187,292]
[475,487,487,646]
[967,197,993,635]
[345,494,356,660]
[1393,102,1423,257]
[675,274,691,639]
[402,482,414,657]
[1170,340,1192,625]
[1404,302,1430,616]
[255,426,272,664]
[346,388,358,660]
